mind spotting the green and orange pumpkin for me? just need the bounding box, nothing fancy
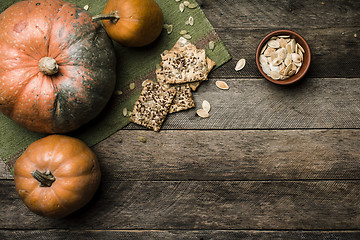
[0,0,117,133]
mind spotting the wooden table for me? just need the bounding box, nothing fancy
[1,0,360,239]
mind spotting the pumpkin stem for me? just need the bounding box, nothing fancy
[92,11,120,23]
[39,57,59,75]
[31,170,56,187]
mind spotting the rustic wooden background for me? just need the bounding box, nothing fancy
[1,0,360,239]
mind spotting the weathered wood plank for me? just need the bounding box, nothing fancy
[124,78,360,130]
[207,27,360,79]
[2,129,359,181]
[93,129,360,181]
[1,180,359,230]
[1,230,360,240]
[0,160,12,180]
[199,0,360,79]
[200,0,360,29]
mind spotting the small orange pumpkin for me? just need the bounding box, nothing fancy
[14,135,101,218]
[93,0,164,47]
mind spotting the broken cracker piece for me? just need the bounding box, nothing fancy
[169,84,195,113]
[160,38,210,84]
[188,57,216,91]
[129,80,176,132]
[171,38,216,91]
[156,68,195,113]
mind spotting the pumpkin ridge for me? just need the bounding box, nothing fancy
[9,71,43,115]
[49,187,69,212]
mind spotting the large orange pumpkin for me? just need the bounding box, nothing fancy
[0,0,117,133]
[94,0,164,47]
[14,135,101,218]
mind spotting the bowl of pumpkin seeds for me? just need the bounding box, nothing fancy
[256,30,311,85]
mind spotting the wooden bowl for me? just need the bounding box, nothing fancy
[256,30,311,85]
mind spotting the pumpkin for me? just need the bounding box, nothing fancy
[93,0,164,47]
[14,135,101,218]
[0,0,117,133]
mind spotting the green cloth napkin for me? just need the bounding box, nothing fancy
[0,0,231,173]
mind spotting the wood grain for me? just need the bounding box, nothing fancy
[2,129,359,181]
[198,0,360,79]
[210,28,360,79]
[124,78,360,130]
[1,230,360,240]
[200,0,360,29]
[1,180,359,230]
[94,129,360,181]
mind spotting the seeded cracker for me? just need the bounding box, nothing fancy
[165,37,216,91]
[156,68,195,113]
[160,38,210,84]
[129,80,176,132]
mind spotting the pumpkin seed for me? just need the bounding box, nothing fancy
[179,3,185,12]
[297,43,305,53]
[114,90,123,95]
[209,41,215,50]
[268,39,280,49]
[202,100,211,113]
[183,1,190,6]
[166,24,173,34]
[180,30,188,35]
[216,80,229,90]
[183,34,192,40]
[197,109,210,118]
[83,5,89,11]
[270,71,281,80]
[138,136,147,143]
[122,107,128,117]
[130,82,135,90]
[188,3,198,9]
[188,16,194,26]
[175,0,181,2]
[235,58,246,71]
[277,35,290,38]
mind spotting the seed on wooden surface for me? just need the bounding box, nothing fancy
[235,58,246,71]
[138,136,147,143]
[202,100,211,113]
[215,80,229,90]
[197,109,210,118]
